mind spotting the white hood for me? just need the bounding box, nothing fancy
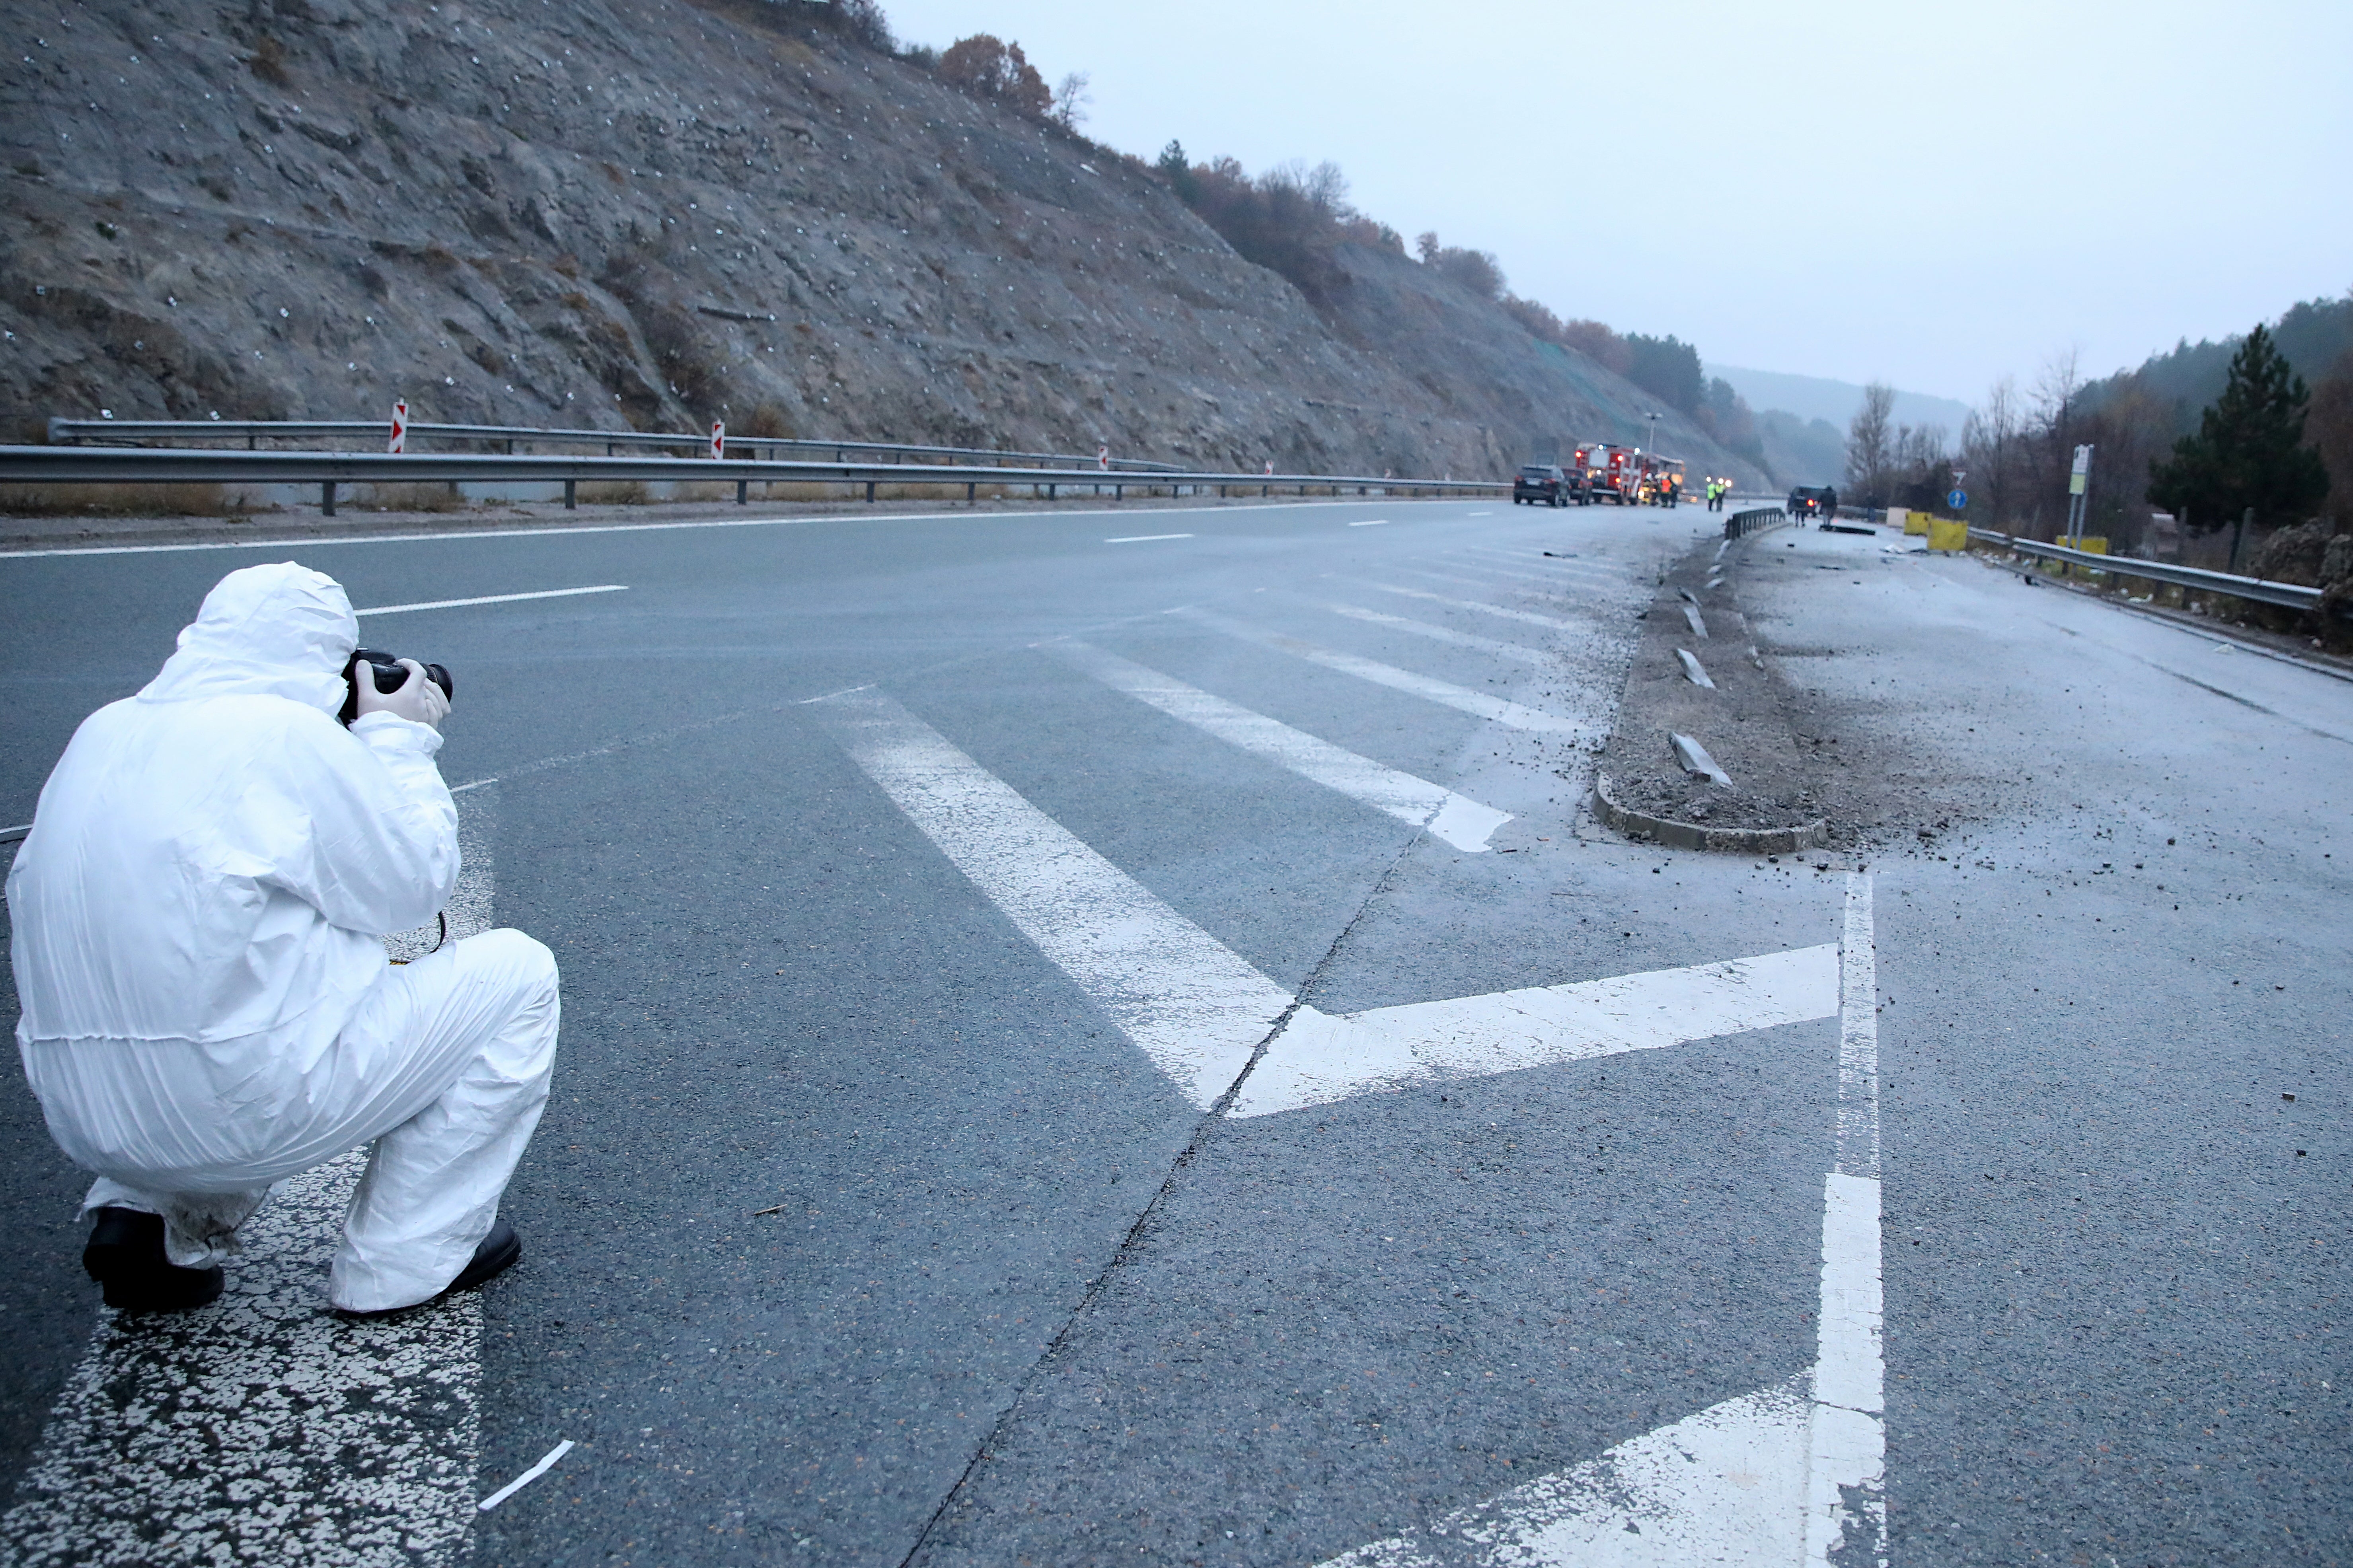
[139,562,358,714]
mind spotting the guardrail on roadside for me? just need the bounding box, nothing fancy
[0,445,1507,517]
[1965,527,2343,618]
[43,416,1187,475]
[1725,506,1788,539]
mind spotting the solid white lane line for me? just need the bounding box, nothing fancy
[1233,944,1840,1118]
[1309,601,1549,666]
[1804,875,1886,1566]
[812,689,1292,1109]
[1176,608,1589,734]
[1049,642,1512,852]
[4,793,501,1568]
[1360,581,1584,633]
[1106,532,1194,543]
[354,584,627,616]
[478,1440,575,1512]
[1346,519,1389,527]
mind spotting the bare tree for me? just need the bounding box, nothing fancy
[1961,375,2022,527]
[1845,381,1896,502]
[1050,71,1091,131]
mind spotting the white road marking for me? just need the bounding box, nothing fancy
[1309,601,1549,666]
[1445,549,1608,581]
[1347,519,1389,527]
[1314,879,1885,1567]
[812,689,1292,1109]
[354,584,627,615]
[1048,641,1512,852]
[1360,581,1584,633]
[478,1439,575,1512]
[1805,874,1886,1566]
[1177,608,1588,734]
[1233,944,1839,1118]
[1106,532,1194,543]
[4,792,501,1568]
[1319,1376,1813,1567]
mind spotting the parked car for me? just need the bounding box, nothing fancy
[1788,485,1839,521]
[1514,463,1574,506]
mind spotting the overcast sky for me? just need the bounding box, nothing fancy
[880,0,2352,407]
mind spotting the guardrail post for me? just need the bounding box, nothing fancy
[1114,483,1122,501]
[320,481,336,517]
[966,481,976,503]
[736,479,747,505]
[1048,483,1056,500]
[564,479,576,510]
[865,480,876,503]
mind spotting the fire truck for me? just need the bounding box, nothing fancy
[1572,440,1636,504]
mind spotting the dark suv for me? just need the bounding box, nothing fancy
[1514,464,1574,507]
[1788,485,1839,521]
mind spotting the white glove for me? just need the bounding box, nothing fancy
[355,658,450,730]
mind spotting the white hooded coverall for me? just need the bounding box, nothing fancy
[8,563,559,1313]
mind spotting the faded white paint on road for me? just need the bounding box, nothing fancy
[1308,601,1549,667]
[355,584,627,616]
[1360,582,1586,634]
[1176,609,1588,735]
[1048,641,1513,852]
[1,792,503,1568]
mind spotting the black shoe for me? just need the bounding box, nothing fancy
[451,1219,521,1292]
[335,1219,521,1320]
[82,1207,225,1313]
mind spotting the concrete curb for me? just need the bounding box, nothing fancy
[1589,773,1826,855]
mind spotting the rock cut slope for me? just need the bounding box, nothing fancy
[0,0,1766,482]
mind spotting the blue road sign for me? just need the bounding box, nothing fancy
[1947,488,1968,510]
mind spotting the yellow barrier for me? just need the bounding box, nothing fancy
[1926,518,1968,552]
[1891,506,1926,536]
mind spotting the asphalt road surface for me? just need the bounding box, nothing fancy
[0,498,2343,1566]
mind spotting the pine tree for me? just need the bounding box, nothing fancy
[2148,323,2330,535]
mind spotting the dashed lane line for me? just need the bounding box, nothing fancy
[1174,608,1591,735]
[1357,582,1587,634]
[1047,640,1513,852]
[1306,600,1550,666]
[354,584,627,616]
[2,792,503,1568]
[1105,533,1195,543]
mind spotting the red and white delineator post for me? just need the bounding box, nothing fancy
[388,400,407,454]
[710,420,725,459]
[1097,444,1110,471]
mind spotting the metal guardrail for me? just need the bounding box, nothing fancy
[1964,528,2339,616]
[1725,506,1788,539]
[0,445,1506,517]
[43,417,1186,475]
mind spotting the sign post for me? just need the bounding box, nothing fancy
[2066,444,2093,546]
[388,400,407,455]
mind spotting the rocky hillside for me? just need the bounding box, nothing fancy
[0,0,1767,483]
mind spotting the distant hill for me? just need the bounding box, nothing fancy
[1705,366,1973,442]
[2079,295,2353,437]
[1755,410,1847,490]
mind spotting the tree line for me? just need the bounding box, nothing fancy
[1845,294,2352,585]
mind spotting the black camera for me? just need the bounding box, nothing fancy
[339,649,455,726]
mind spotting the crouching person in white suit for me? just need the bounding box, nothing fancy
[7,562,559,1316]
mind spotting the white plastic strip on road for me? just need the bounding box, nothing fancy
[1361,581,1585,633]
[1313,879,1884,1566]
[1232,944,1839,1118]
[1105,532,1194,543]
[1176,608,1588,735]
[1309,601,1549,666]
[477,1439,575,1512]
[1047,640,1512,852]
[812,688,1293,1109]
[2,791,502,1568]
[353,584,627,616]
[1347,519,1389,527]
